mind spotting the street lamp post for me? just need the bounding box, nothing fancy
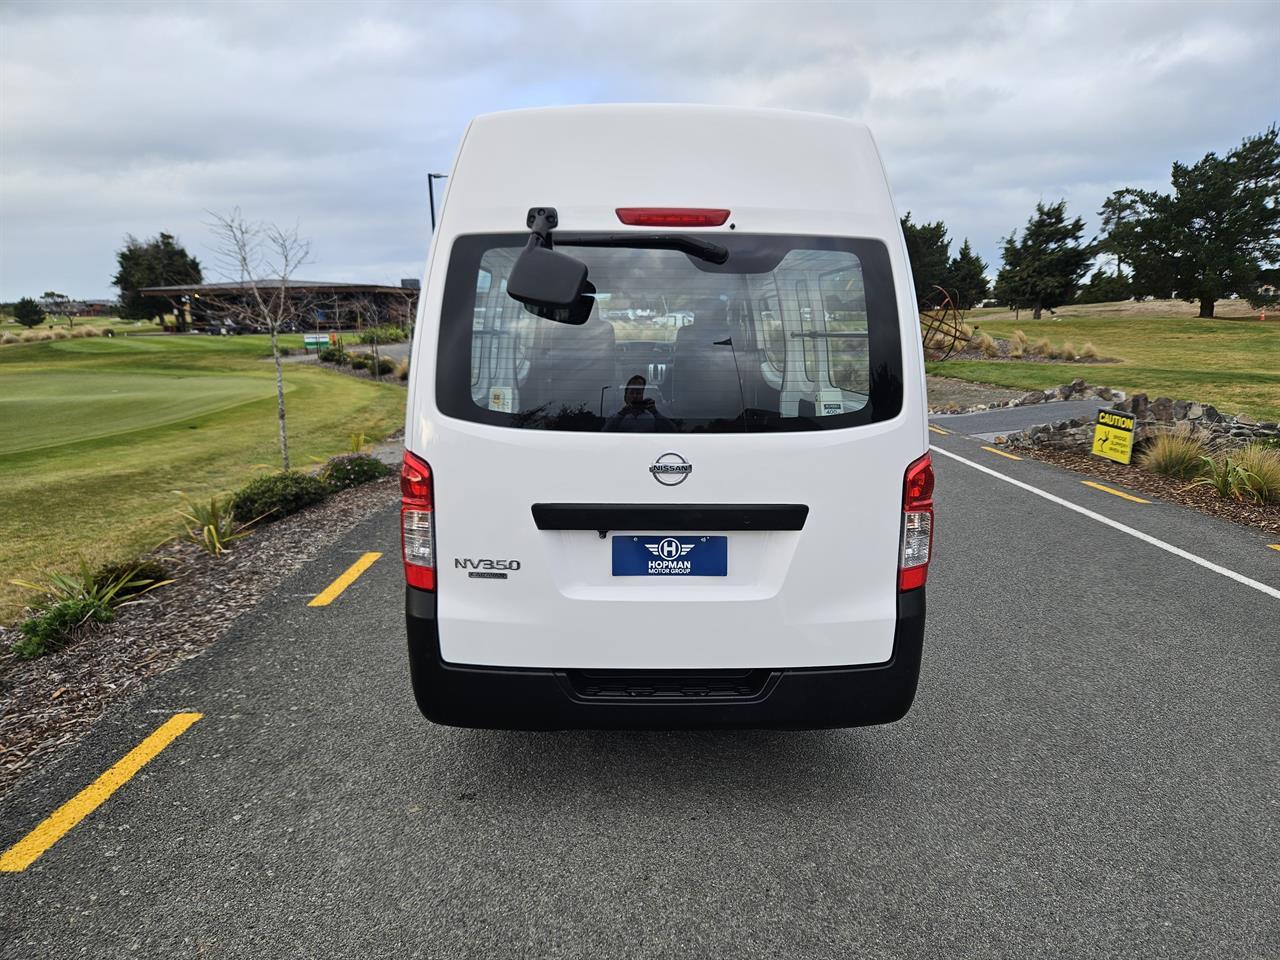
[427,173,448,232]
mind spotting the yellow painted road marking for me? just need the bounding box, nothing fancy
[1080,481,1150,504]
[1269,544,1280,553]
[928,424,950,435]
[981,445,1022,461]
[0,712,201,873]
[308,551,382,607]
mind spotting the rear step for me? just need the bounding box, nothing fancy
[565,669,774,701]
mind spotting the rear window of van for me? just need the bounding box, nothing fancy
[436,234,903,433]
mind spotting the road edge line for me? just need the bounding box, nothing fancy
[930,445,1280,601]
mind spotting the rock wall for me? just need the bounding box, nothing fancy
[1004,391,1278,451]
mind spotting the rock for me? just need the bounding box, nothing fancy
[1095,386,1114,400]
[1113,390,1126,401]
[1258,422,1278,432]
[1172,399,1189,420]
[1056,384,1074,400]
[1070,378,1087,392]
[1043,389,1057,402]
[1186,402,1203,420]
[1019,390,1044,405]
[1130,394,1149,418]
[1237,415,1258,427]
[1150,397,1174,422]
[1113,397,1132,412]
[1202,404,1222,423]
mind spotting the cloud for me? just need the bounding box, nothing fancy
[1,0,1276,298]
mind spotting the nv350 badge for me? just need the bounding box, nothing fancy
[455,558,521,580]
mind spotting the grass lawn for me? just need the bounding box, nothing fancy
[0,334,405,623]
[1,314,165,336]
[927,300,1280,422]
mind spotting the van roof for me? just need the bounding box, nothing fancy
[439,104,899,238]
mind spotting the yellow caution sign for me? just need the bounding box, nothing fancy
[1092,408,1136,464]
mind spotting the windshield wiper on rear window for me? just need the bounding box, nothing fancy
[555,233,730,265]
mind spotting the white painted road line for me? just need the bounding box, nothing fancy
[930,445,1280,602]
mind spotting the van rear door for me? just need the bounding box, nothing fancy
[425,231,920,670]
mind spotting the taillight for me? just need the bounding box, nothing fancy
[615,207,730,227]
[401,450,435,591]
[899,453,934,591]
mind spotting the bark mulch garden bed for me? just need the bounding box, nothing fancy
[0,477,399,799]
[1023,447,1280,536]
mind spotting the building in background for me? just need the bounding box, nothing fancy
[138,279,419,332]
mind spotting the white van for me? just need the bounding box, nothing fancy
[402,105,933,729]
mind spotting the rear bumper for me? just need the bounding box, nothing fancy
[405,588,925,730]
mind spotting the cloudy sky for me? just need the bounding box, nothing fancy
[1,0,1277,300]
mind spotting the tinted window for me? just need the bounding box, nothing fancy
[437,234,902,432]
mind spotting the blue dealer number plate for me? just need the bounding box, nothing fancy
[612,535,728,577]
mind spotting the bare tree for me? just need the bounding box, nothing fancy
[207,209,313,471]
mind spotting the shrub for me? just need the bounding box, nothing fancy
[1191,456,1263,503]
[347,354,369,371]
[9,557,173,658]
[11,556,172,609]
[1030,337,1052,357]
[14,598,112,659]
[176,493,255,555]
[358,325,408,344]
[319,453,393,490]
[229,471,329,524]
[318,345,347,365]
[1235,443,1280,503]
[91,557,172,599]
[51,328,71,340]
[971,332,996,354]
[68,325,102,339]
[1079,341,1100,359]
[0,332,18,344]
[981,336,1001,358]
[395,358,411,381]
[367,356,395,376]
[1138,432,1208,480]
[1057,341,1077,360]
[1012,329,1029,348]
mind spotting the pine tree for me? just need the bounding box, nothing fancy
[994,201,1092,319]
[1098,127,1280,318]
[112,233,203,320]
[942,239,989,309]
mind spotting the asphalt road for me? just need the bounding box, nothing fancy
[2,434,1277,959]
[931,397,1111,437]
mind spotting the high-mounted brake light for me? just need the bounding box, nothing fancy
[899,453,934,592]
[615,208,731,228]
[401,450,435,591]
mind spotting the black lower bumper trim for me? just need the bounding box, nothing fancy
[405,587,925,730]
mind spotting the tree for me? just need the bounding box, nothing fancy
[40,291,73,328]
[942,239,989,309]
[1098,127,1280,318]
[1075,267,1136,304]
[12,297,45,329]
[207,209,313,471]
[994,201,1092,319]
[1074,267,1132,305]
[900,213,951,302]
[112,233,203,321]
